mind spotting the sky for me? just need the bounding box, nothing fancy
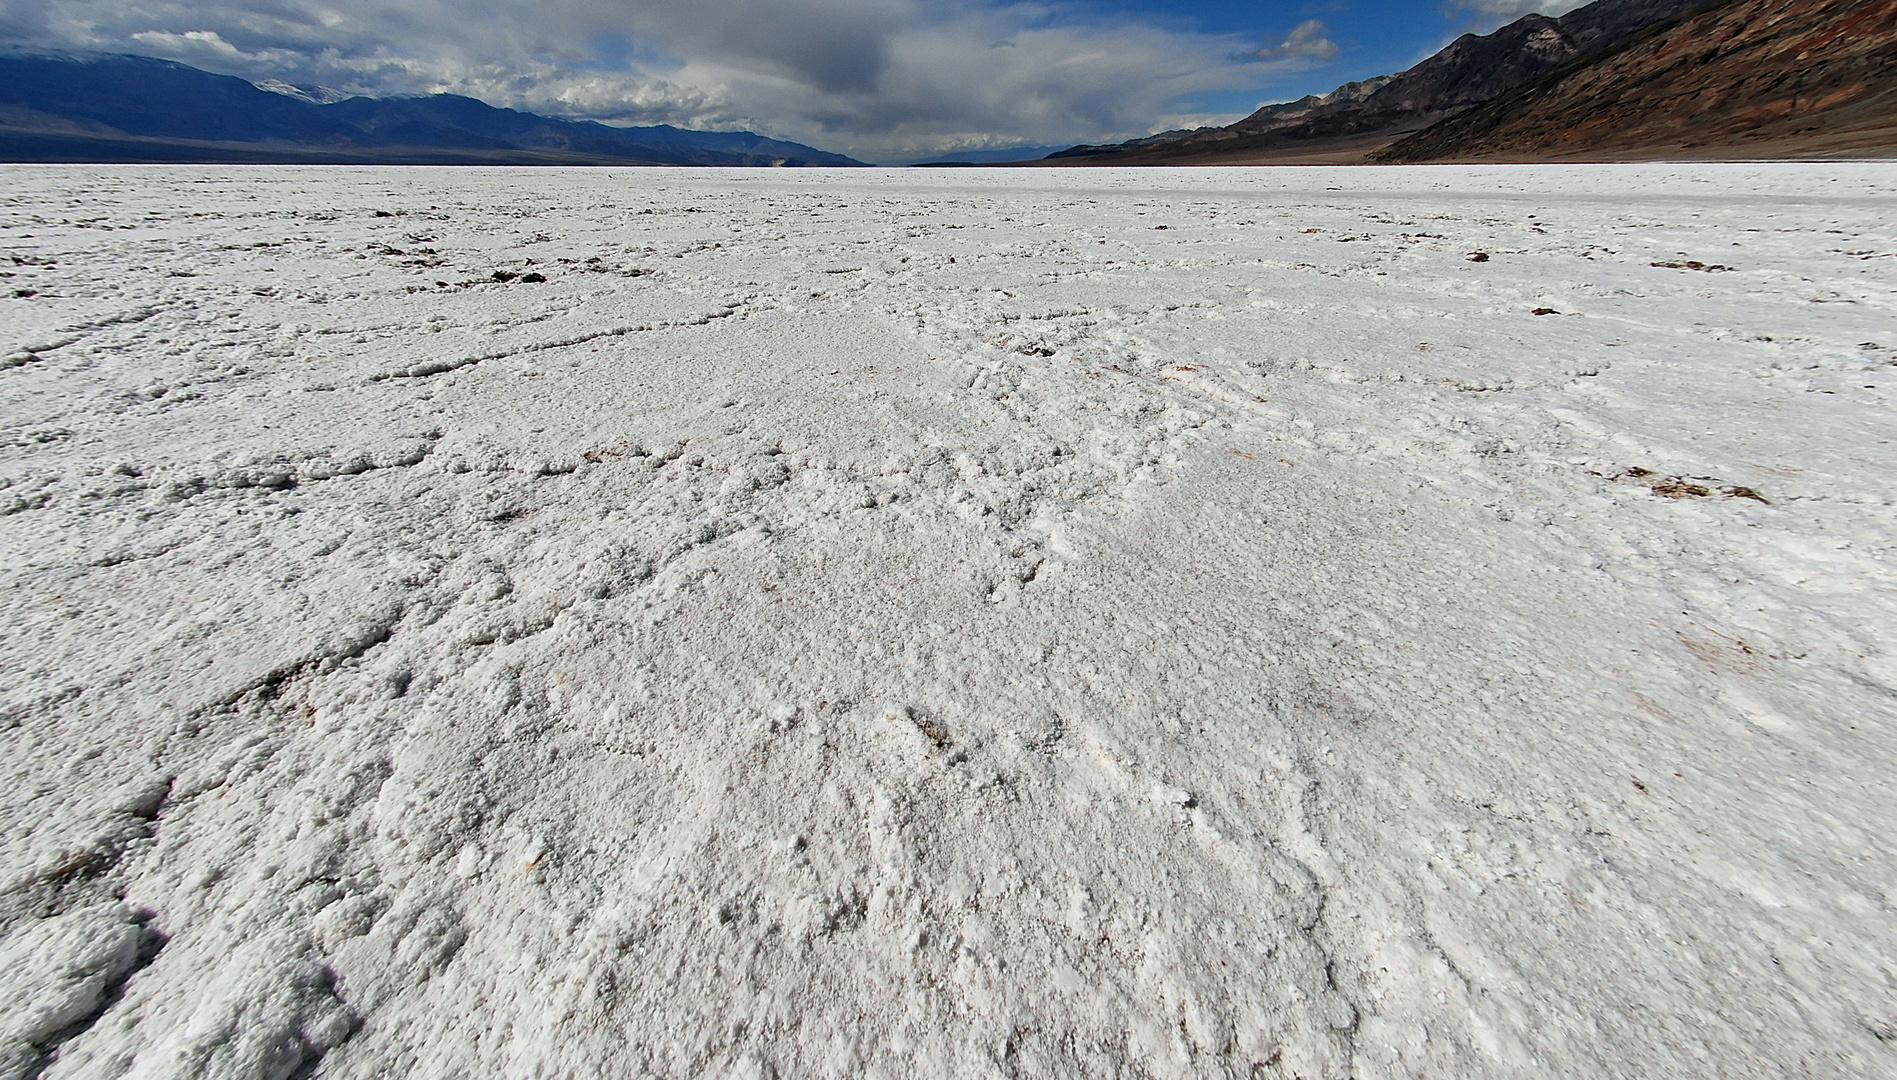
[0,0,1590,161]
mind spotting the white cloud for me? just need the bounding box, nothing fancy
[0,0,1341,160]
[1443,0,1590,24]
[1252,19,1338,63]
[128,28,303,68]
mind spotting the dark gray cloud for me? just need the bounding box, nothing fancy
[691,1,898,93]
[0,0,1340,159]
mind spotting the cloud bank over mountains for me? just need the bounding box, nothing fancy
[0,0,1597,159]
[0,0,1358,159]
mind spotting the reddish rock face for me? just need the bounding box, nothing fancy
[1382,0,1897,162]
[1047,0,1709,165]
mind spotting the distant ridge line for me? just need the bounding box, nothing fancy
[0,53,866,167]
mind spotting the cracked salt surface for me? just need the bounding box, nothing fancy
[2,163,1895,1078]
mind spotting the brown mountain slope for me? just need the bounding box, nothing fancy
[1382,0,1897,161]
[1044,0,1707,165]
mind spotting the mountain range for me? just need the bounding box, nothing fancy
[1045,0,1895,164]
[1380,0,1897,162]
[7,0,1892,170]
[0,53,864,166]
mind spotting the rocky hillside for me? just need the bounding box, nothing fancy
[1381,0,1897,161]
[1048,0,1709,164]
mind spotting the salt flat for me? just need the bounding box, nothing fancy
[2,164,1894,1079]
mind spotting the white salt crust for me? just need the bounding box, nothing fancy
[2,164,1894,1078]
